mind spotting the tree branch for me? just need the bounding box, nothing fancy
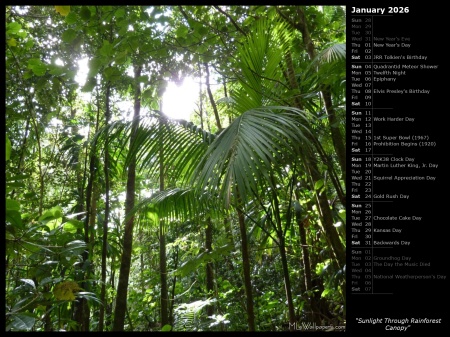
[213,6,247,37]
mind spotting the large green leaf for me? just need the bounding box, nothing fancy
[175,25,189,39]
[6,199,20,211]
[6,209,22,228]
[99,40,114,57]
[19,278,36,289]
[60,240,87,257]
[6,22,22,35]
[80,7,91,21]
[161,324,172,331]
[61,28,77,43]
[38,206,63,222]
[76,292,103,305]
[7,313,36,331]
[104,66,122,82]
[27,58,47,76]
[62,219,84,234]
[6,135,11,160]
[173,244,233,277]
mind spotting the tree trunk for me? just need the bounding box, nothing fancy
[269,173,296,330]
[236,190,256,331]
[159,109,169,328]
[205,217,215,317]
[99,103,111,331]
[278,234,296,330]
[159,221,169,327]
[198,62,204,130]
[293,197,323,324]
[204,62,222,132]
[168,246,179,326]
[72,89,103,332]
[113,65,141,330]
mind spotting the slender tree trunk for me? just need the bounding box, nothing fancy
[168,247,179,326]
[320,84,346,182]
[113,65,141,330]
[204,62,222,131]
[269,173,296,330]
[99,89,111,331]
[278,234,296,330]
[105,256,115,329]
[11,117,30,199]
[236,190,255,331]
[159,108,169,328]
[159,221,169,327]
[88,184,97,319]
[223,80,232,125]
[72,91,103,332]
[294,200,312,292]
[32,118,44,215]
[293,196,323,324]
[198,62,204,130]
[205,217,215,317]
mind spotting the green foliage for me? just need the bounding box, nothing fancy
[5,5,346,331]
[174,244,233,277]
[6,134,12,160]
[27,59,48,76]
[7,313,36,332]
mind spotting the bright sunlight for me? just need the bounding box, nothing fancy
[162,77,199,121]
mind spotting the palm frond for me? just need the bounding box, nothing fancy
[192,106,315,207]
[125,186,221,225]
[317,43,346,64]
[233,18,294,113]
[299,42,346,105]
[90,113,214,185]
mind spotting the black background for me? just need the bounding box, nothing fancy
[346,1,448,334]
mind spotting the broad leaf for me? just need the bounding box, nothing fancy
[55,6,70,16]
[6,199,20,211]
[38,206,63,222]
[61,28,77,43]
[6,22,22,35]
[8,313,36,331]
[5,137,13,160]
[19,278,36,289]
[60,240,87,257]
[27,59,47,76]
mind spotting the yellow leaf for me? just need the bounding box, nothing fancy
[53,281,82,301]
[55,6,70,16]
[7,38,17,47]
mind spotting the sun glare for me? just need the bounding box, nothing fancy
[162,77,199,121]
[74,58,198,122]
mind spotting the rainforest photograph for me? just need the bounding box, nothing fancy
[5,5,346,331]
